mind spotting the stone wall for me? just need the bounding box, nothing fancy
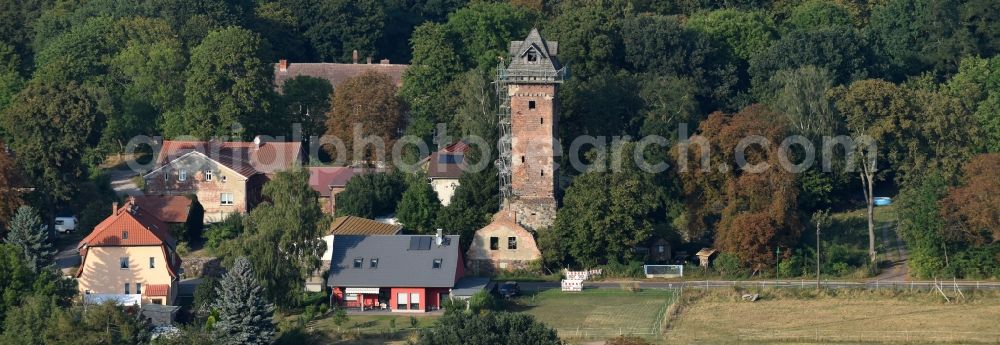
[509,83,559,201]
[467,211,542,275]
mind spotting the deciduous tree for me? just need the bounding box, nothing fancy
[335,171,405,219]
[396,175,442,234]
[325,70,405,163]
[0,140,21,226]
[279,75,332,140]
[172,27,272,139]
[939,154,1000,244]
[686,8,778,61]
[230,170,327,308]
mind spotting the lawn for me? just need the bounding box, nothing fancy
[665,289,1000,344]
[511,288,676,341]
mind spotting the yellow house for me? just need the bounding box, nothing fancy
[77,200,182,305]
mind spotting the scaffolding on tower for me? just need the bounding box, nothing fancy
[495,60,513,207]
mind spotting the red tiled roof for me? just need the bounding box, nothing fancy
[307,167,366,197]
[133,195,192,223]
[143,284,170,296]
[156,139,302,176]
[80,200,175,248]
[273,62,409,91]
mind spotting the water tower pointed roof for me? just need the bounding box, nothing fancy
[507,28,562,76]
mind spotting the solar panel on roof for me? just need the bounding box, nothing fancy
[408,237,421,250]
[419,237,432,250]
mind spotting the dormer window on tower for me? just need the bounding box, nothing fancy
[526,50,538,63]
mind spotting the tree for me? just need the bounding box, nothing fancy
[0,294,56,345]
[830,79,904,265]
[335,172,405,219]
[324,70,405,163]
[897,172,949,278]
[0,41,22,113]
[868,0,973,78]
[417,311,562,345]
[749,26,874,92]
[2,80,107,225]
[4,206,54,272]
[0,243,31,330]
[299,0,386,61]
[786,0,856,30]
[171,27,272,139]
[205,213,245,254]
[43,302,150,345]
[396,175,441,234]
[685,8,778,61]
[551,142,662,267]
[621,14,741,111]
[762,66,840,138]
[939,154,1000,244]
[229,170,327,308]
[278,75,332,140]
[0,140,22,226]
[676,105,801,269]
[401,22,464,140]
[213,257,275,345]
[184,195,205,244]
[944,56,1000,152]
[546,0,631,79]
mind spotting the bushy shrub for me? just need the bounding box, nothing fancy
[205,213,245,255]
[714,253,746,279]
[601,261,645,279]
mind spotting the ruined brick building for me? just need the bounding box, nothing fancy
[467,29,565,274]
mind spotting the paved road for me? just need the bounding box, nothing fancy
[54,241,80,276]
[520,279,1000,292]
[108,168,141,197]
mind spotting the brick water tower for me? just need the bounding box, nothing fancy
[496,28,565,230]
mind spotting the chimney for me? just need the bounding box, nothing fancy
[380,59,390,65]
[253,135,263,150]
[112,202,119,214]
[435,229,444,246]
[366,56,372,64]
[352,50,359,64]
[278,59,288,72]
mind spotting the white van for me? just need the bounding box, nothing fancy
[54,217,78,233]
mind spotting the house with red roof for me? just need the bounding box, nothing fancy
[77,199,182,306]
[143,137,302,222]
[307,167,367,214]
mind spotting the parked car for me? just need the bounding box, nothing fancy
[53,216,78,233]
[498,281,520,298]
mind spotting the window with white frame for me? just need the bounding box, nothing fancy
[221,193,234,205]
[397,293,407,309]
[120,257,129,269]
[179,170,187,181]
[409,293,420,310]
[205,170,213,181]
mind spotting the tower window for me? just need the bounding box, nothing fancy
[521,156,525,163]
[540,117,544,124]
[528,100,536,109]
[541,170,544,177]
[527,51,538,62]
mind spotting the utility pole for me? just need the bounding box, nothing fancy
[813,210,830,290]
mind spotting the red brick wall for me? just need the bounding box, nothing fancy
[509,83,558,200]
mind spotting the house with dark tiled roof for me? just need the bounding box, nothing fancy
[143,137,302,222]
[308,215,404,292]
[77,199,182,306]
[421,141,469,206]
[326,232,464,313]
[273,57,409,93]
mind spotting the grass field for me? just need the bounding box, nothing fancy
[511,288,676,341]
[665,289,1000,344]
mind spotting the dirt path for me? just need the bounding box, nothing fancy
[874,219,909,282]
[107,168,142,197]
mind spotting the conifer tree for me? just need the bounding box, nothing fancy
[4,206,54,272]
[213,257,275,345]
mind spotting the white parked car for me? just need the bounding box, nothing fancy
[53,216,78,233]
